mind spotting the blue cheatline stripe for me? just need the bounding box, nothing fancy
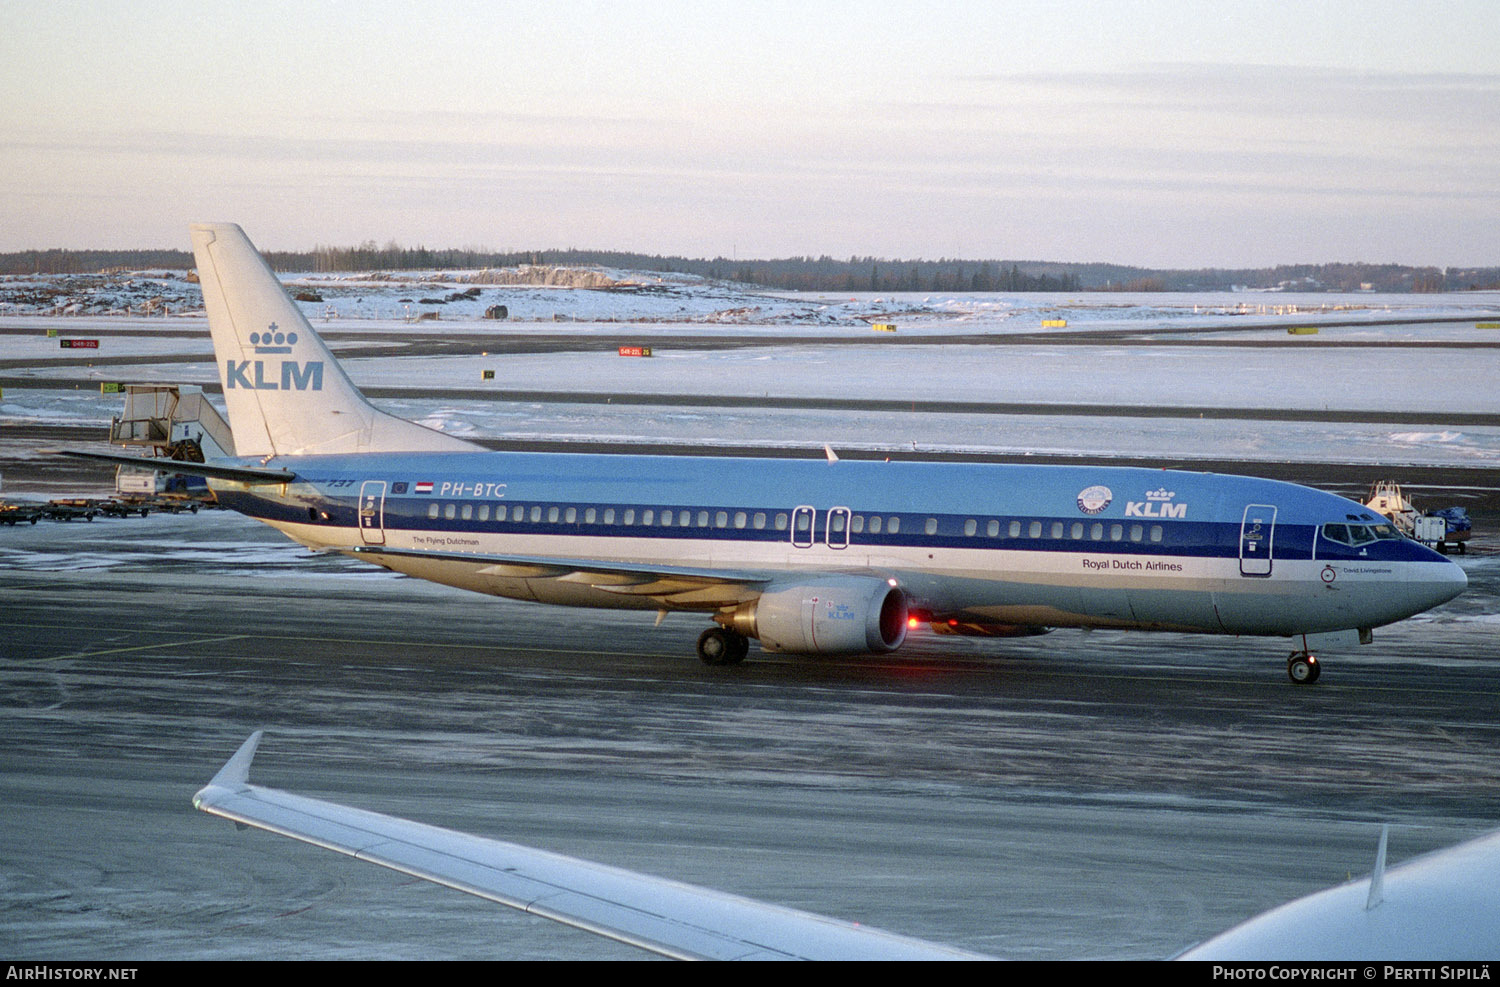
[220,490,1340,562]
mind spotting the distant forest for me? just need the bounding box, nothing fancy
[3,243,1498,293]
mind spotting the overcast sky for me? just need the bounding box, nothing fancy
[3,0,1498,267]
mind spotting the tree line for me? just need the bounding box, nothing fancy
[1,243,1496,293]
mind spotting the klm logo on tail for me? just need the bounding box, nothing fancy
[226,322,323,391]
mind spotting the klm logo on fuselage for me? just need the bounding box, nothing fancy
[1125,500,1187,519]
[1125,486,1188,519]
[225,322,323,390]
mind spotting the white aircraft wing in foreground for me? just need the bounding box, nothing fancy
[1178,823,1500,960]
[197,733,1500,960]
[193,732,987,961]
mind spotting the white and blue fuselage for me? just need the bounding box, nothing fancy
[213,450,1464,644]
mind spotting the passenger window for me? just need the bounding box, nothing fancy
[888,516,900,534]
[680,510,693,526]
[925,518,939,535]
[547,507,560,523]
[964,519,977,536]
[642,509,654,525]
[831,513,846,533]
[461,504,473,520]
[734,511,747,529]
[444,504,456,520]
[1028,521,1042,538]
[623,509,635,525]
[1150,525,1163,543]
[1050,522,1063,539]
[715,511,728,528]
[662,510,675,526]
[851,515,864,534]
[1070,522,1083,539]
[754,512,767,530]
[585,508,596,524]
[795,513,811,532]
[427,503,440,519]
[512,505,524,522]
[987,520,999,537]
[1110,524,1123,542]
[479,505,490,521]
[1090,523,1103,541]
[530,506,541,523]
[775,513,788,531]
[696,510,709,527]
[869,516,883,534]
[1009,521,1022,538]
[1129,524,1143,542]
[565,507,577,523]
[603,508,614,524]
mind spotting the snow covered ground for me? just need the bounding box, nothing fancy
[4,272,1500,470]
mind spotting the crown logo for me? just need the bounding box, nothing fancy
[249,322,297,354]
[1146,487,1175,501]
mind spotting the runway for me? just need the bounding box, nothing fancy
[3,295,1499,960]
[2,510,1497,960]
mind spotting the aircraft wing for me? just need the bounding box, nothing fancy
[49,449,296,484]
[194,732,991,961]
[351,544,779,608]
[1176,824,1500,960]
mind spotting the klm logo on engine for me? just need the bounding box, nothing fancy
[225,322,323,391]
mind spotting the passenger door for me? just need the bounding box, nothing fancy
[358,480,386,545]
[1239,504,1276,577]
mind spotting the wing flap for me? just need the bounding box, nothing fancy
[353,544,771,608]
[195,733,988,961]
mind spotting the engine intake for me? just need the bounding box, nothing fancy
[718,577,908,655]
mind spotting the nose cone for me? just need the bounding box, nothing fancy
[1407,551,1468,616]
[1436,555,1469,605]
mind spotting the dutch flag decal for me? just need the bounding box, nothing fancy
[414,481,434,494]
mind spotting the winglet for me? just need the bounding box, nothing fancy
[824,443,840,463]
[202,730,263,795]
[1366,824,1389,911]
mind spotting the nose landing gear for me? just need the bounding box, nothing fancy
[1288,652,1321,685]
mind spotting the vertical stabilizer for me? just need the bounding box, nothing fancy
[190,223,479,456]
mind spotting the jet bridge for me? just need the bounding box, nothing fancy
[109,384,236,496]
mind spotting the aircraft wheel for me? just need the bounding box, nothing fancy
[1287,652,1320,685]
[697,627,747,666]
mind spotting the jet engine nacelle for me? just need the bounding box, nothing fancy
[720,577,908,655]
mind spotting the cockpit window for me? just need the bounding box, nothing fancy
[1323,521,1403,546]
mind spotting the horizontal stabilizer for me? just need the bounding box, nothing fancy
[48,449,295,484]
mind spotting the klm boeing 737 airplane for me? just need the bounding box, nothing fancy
[66,224,1466,682]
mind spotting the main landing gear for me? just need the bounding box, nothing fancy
[697,626,750,666]
[1287,651,1321,685]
